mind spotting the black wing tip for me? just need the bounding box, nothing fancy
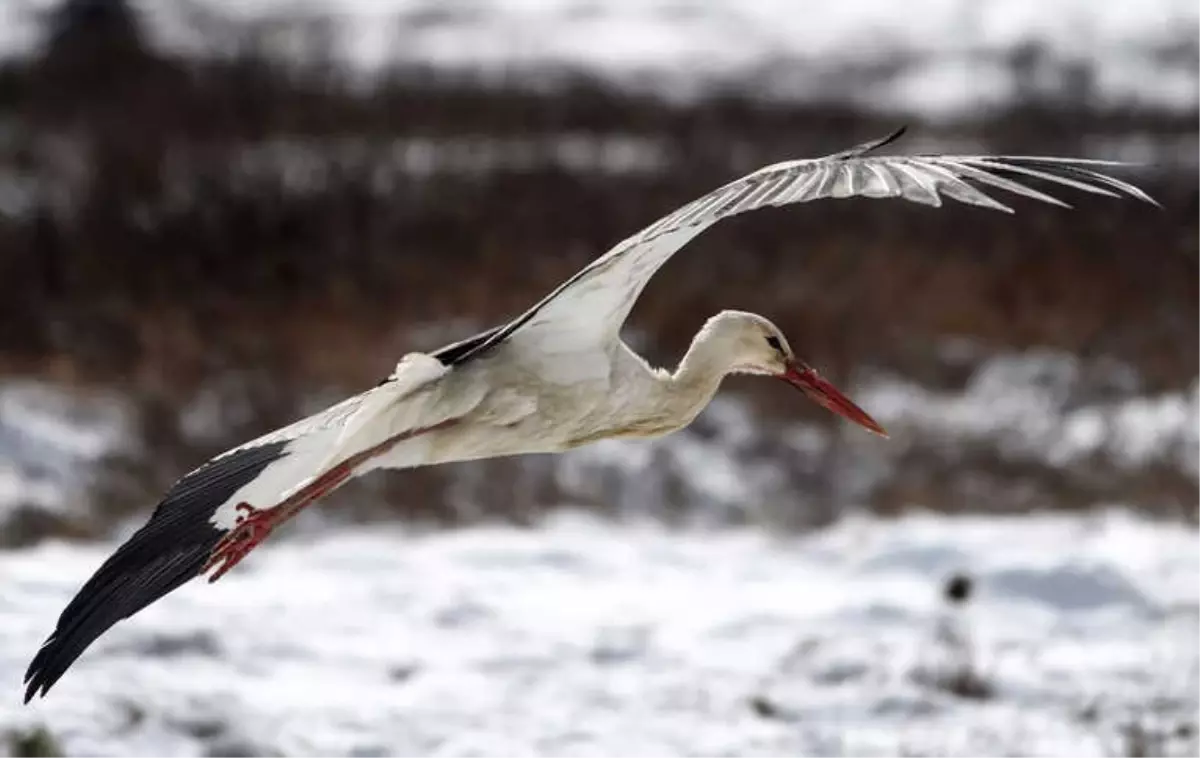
[21,440,291,701]
[23,647,47,702]
[23,651,58,703]
[23,674,45,704]
[24,627,85,703]
[20,537,223,702]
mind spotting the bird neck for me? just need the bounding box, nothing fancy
[659,324,734,422]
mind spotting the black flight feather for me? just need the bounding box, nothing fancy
[23,440,290,702]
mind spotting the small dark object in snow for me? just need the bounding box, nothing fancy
[936,668,994,700]
[744,695,792,719]
[1077,701,1101,723]
[944,573,972,605]
[117,699,147,730]
[388,663,420,682]
[749,695,779,718]
[131,630,222,658]
[181,719,225,741]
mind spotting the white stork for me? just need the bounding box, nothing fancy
[24,128,1155,701]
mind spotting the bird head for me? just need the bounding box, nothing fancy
[712,311,887,437]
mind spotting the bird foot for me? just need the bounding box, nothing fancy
[199,420,462,584]
[203,502,277,583]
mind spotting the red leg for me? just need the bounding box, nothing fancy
[201,418,459,582]
[202,502,276,582]
[203,462,354,582]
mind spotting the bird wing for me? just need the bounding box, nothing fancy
[454,127,1154,370]
[24,354,465,702]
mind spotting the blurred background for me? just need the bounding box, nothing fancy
[0,1,1196,755]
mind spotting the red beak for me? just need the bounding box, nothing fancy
[779,362,888,437]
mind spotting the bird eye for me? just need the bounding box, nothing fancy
[765,335,783,352]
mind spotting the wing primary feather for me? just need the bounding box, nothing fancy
[778,165,826,204]
[961,158,1126,201]
[1015,160,1161,207]
[758,167,801,205]
[913,161,1013,211]
[678,190,731,228]
[710,180,763,219]
[834,163,857,198]
[654,184,735,235]
[731,173,787,214]
[806,164,835,201]
[23,440,290,702]
[891,162,944,206]
[862,162,901,198]
[936,159,1072,208]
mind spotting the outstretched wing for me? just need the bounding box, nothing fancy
[456,127,1155,369]
[24,357,458,702]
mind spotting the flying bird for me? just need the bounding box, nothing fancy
[24,128,1155,701]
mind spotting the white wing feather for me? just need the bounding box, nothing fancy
[487,131,1155,366]
[208,353,465,527]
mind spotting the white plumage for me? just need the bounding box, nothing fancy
[24,127,1156,701]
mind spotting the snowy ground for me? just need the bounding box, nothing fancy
[2,511,1197,756]
[0,382,131,537]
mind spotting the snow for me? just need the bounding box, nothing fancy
[2,1,1197,114]
[2,511,1196,756]
[0,381,131,524]
[856,353,1200,478]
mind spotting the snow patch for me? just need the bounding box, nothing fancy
[0,381,131,523]
[3,511,1195,755]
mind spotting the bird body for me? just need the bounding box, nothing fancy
[23,128,1156,701]
[220,309,783,512]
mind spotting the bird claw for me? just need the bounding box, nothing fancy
[203,502,274,583]
[199,420,461,584]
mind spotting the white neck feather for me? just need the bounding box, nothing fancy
[673,320,734,388]
[643,318,736,428]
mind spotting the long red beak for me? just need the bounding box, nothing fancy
[779,363,888,437]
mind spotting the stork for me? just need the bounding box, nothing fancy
[23,128,1155,701]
